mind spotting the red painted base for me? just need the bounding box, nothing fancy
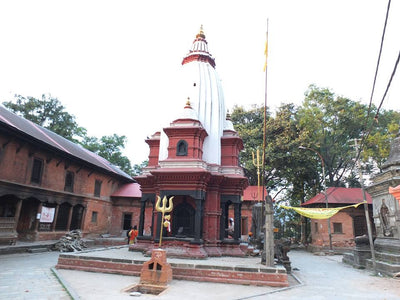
[130,239,245,259]
[56,253,288,287]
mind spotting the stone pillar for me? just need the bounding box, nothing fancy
[193,198,203,243]
[139,200,146,237]
[233,203,241,240]
[220,202,227,240]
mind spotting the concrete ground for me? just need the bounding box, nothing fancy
[1,245,399,300]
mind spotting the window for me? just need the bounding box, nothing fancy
[333,222,343,234]
[91,211,98,223]
[176,140,188,156]
[31,158,43,184]
[314,222,319,233]
[64,171,74,192]
[94,180,102,197]
[123,213,132,230]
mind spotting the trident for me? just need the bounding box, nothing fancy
[155,195,174,247]
[252,148,264,202]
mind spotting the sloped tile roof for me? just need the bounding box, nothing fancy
[243,186,268,202]
[302,187,372,206]
[111,183,141,198]
[0,105,133,182]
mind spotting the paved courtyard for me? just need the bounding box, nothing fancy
[0,247,399,299]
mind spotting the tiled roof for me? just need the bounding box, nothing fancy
[0,105,133,181]
[302,187,372,206]
[111,183,141,198]
[243,186,268,202]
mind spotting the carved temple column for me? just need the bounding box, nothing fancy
[233,202,242,241]
[220,202,228,240]
[193,198,203,243]
[139,200,146,237]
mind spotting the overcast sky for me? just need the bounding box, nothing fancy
[1,0,399,165]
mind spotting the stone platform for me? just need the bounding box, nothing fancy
[55,246,288,287]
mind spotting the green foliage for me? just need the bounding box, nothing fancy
[231,104,266,185]
[231,84,400,241]
[362,110,400,171]
[3,94,86,143]
[81,134,134,176]
[132,160,148,176]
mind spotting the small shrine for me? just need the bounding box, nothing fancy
[366,129,400,276]
[133,27,248,258]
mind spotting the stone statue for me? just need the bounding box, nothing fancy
[379,199,392,237]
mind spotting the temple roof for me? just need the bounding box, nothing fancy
[159,27,226,165]
[182,25,216,68]
[111,182,141,198]
[302,187,372,206]
[0,105,134,182]
[176,98,199,121]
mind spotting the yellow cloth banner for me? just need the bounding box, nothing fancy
[263,39,268,72]
[280,202,366,219]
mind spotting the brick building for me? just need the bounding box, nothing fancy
[302,187,374,249]
[0,105,141,245]
[238,186,268,239]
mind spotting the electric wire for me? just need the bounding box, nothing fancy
[352,0,394,169]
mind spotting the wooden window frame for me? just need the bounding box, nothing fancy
[31,157,43,184]
[64,171,74,192]
[94,180,102,197]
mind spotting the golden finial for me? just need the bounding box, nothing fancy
[196,25,205,38]
[185,97,192,109]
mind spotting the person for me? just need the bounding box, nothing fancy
[227,218,234,238]
[128,225,138,245]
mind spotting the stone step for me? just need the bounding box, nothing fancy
[27,247,49,253]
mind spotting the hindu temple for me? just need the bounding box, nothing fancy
[133,27,249,258]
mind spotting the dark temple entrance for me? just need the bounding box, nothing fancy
[173,201,195,238]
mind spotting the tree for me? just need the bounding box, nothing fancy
[3,94,86,143]
[132,160,148,176]
[362,109,400,172]
[81,134,134,176]
[231,85,400,241]
[231,104,267,185]
[296,85,400,187]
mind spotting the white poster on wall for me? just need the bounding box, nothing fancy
[40,206,55,223]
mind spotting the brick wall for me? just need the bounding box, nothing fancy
[311,211,355,247]
[0,134,136,241]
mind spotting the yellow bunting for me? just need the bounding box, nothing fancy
[280,202,366,219]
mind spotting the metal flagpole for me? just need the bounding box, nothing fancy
[353,139,377,275]
[263,19,274,267]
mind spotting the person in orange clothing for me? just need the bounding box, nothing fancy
[128,225,138,245]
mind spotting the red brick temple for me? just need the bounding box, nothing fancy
[133,27,249,258]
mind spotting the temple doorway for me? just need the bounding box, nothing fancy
[17,197,40,239]
[173,201,195,238]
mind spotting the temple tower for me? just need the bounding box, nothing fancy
[135,27,248,258]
